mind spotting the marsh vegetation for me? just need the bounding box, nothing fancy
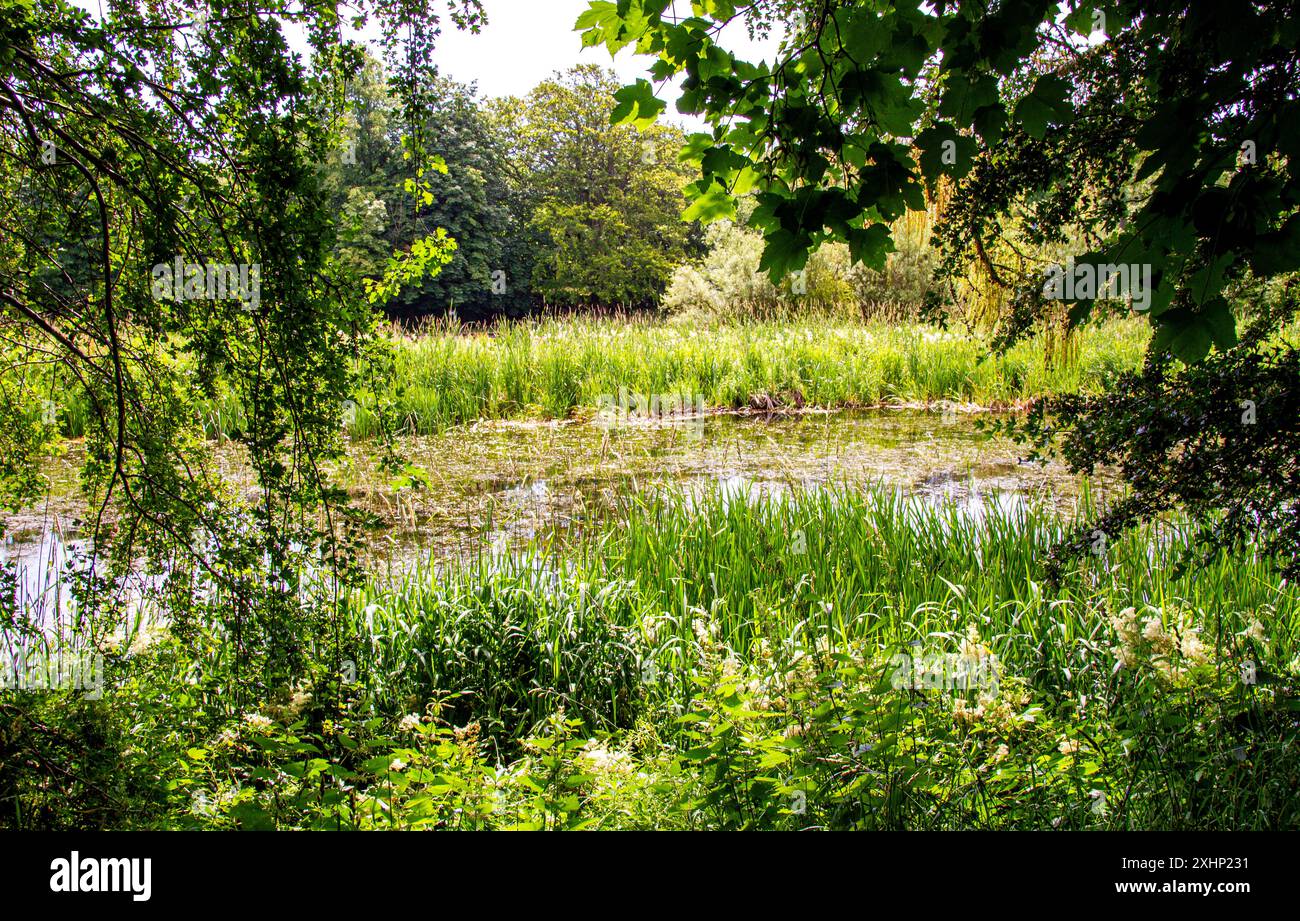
[3,1,1299,833]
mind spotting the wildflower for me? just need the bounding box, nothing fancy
[958,624,989,663]
[1114,643,1138,669]
[1109,606,1142,668]
[285,688,313,719]
[398,713,421,733]
[389,757,407,771]
[580,741,633,778]
[642,615,662,645]
[191,791,215,817]
[1141,616,1164,643]
[952,696,986,726]
[453,722,481,746]
[1112,606,1139,638]
[720,654,742,680]
[744,676,773,710]
[96,634,124,654]
[691,617,715,643]
[1058,738,1081,755]
[1179,630,1210,666]
[128,627,163,656]
[243,712,272,731]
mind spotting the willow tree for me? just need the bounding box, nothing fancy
[582,0,1300,573]
[0,0,480,694]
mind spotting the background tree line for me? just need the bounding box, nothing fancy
[326,60,702,321]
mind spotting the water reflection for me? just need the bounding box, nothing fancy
[5,409,1111,604]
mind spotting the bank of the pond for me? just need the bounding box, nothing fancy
[22,317,1150,440]
[87,481,1296,831]
[341,316,1149,436]
[349,482,1298,733]
[64,317,1142,440]
[8,408,1110,575]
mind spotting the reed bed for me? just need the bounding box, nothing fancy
[354,317,1149,436]
[345,482,1297,765]
[22,316,1149,439]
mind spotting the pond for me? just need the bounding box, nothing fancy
[4,408,1109,595]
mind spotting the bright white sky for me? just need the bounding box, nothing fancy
[436,0,659,97]
[71,0,786,129]
[432,0,783,124]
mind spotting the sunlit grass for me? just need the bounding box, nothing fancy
[18,315,1150,440]
[347,316,1151,436]
[345,480,1297,747]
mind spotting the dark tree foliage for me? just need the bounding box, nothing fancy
[321,61,699,321]
[323,62,520,321]
[1022,282,1300,579]
[395,77,518,319]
